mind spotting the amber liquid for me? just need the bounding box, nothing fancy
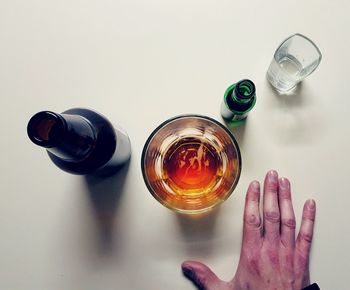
[162,137,223,194]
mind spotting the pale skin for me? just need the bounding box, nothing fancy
[182,170,316,290]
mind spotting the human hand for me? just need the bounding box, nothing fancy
[182,170,316,290]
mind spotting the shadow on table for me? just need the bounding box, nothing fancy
[175,206,221,256]
[266,80,325,145]
[83,161,130,254]
[223,117,248,148]
[224,81,305,146]
[268,80,304,107]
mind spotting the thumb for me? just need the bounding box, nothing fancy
[181,261,221,290]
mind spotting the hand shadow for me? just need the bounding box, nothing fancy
[83,161,130,255]
[175,206,220,257]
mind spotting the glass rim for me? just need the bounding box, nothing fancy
[141,114,242,214]
[274,33,322,62]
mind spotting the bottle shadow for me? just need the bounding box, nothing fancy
[223,118,248,148]
[175,206,221,257]
[83,161,130,255]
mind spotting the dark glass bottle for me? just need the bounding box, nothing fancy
[27,108,131,176]
[220,79,256,123]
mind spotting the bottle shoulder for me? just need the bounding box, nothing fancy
[49,108,117,174]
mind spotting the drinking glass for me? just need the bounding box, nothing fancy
[141,115,241,214]
[267,33,322,92]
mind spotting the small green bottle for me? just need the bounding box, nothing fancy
[220,79,256,123]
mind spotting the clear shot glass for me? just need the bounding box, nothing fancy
[141,115,242,214]
[267,33,322,92]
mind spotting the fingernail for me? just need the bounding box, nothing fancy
[279,177,290,189]
[308,199,316,209]
[268,170,278,181]
[251,180,260,190]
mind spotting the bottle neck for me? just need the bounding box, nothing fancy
[227,79,256,112]
[27,111,96,162]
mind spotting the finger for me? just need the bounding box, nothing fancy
[182,261,221,290]
[278,177,296,247]
[243,180,262,246]
[296,199,316,258]
[263,170,280,242]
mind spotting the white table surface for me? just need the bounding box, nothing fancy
[1,0,349,289]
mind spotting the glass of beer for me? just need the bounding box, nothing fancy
[141,115,241,214]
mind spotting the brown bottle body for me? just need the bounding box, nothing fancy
[27,108,131,176]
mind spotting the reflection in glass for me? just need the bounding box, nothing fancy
[141,115,241,214]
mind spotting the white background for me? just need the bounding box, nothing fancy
[1,0,349,289]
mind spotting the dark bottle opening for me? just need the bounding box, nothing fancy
[226,79,256,113]
[27,111,65,148]
[27,108,127,175]
[234,79,256,101]
[27,110,97,162]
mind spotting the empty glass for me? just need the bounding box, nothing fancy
[267,33,322,92]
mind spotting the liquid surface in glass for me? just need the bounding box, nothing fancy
[141,115,242,213]
[162,137,222,194]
